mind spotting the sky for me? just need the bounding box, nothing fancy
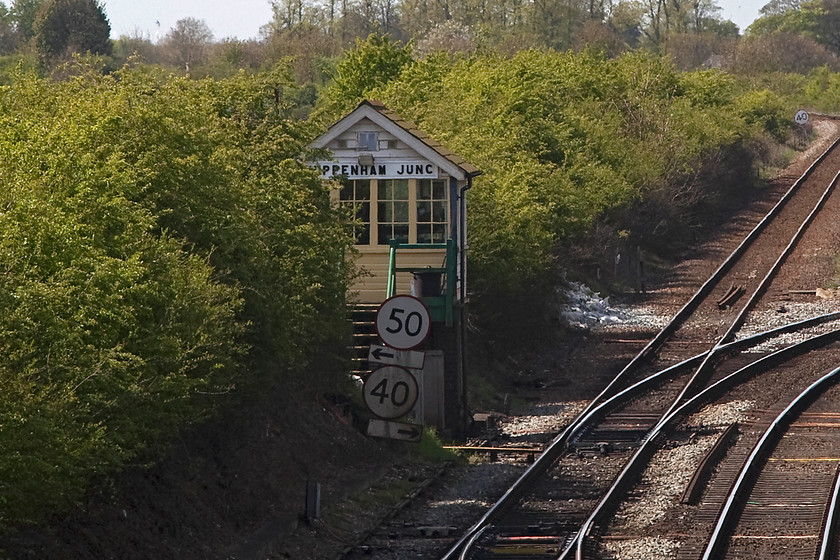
[101,0,276,42]
[101,0,767,43]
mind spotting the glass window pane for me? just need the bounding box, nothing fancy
[358,131,378,151]
[358,224,370,245]
[418,179,432,200]
[357,202,370,222]
[417,224,431,244]
[432,228,446,243]
[356,179,370,200]
[394,179,409,200]
[417,201,431,223]
[394,201,408,222]
[378,202,391,222]
[433,179,446,200]
[393,224,409,243]
[339,181,353,200]
[433,201,447,222]
[378,225,390,244]
[378,180,390,201]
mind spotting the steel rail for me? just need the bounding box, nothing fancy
[580,131,840,409]
[441,133,840,560]
[440,314,840,560]
[570,313,840,443]
[701,365,840,560]
[817,466,840,560]
[567,327,840,560]
[650,165,840,435]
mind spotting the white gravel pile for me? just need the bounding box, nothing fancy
[559,282,670,331]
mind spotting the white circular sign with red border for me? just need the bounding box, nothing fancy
[375,295,431,350]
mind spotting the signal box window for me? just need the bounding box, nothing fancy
[378,179,409,244]
[416,179,447,243]
[339,179,370,244]
[357,131,378,151]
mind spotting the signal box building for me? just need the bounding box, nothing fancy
[311,100,480,437]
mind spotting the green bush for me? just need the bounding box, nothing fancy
[314,47,791,337]
[0,63,354,524]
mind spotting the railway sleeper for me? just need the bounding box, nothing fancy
[570,441,639,455]
[484,529,580,557]
[585,428,651,441]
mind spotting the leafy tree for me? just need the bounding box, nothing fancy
[0,2,16,53]
[572,19,628,57]
[749,0,840,55]
[0,62,354,525]
[637,0,732,46]
[161,16,213,72]
[32,0,111,67]
[664,32,737,70]
[414,21,476,58]
[199,39,267,78]
[803,65,840,109]
[760,0,802,15]
[112,32,163,66]
[264,23,339,83]
[10,0,42,42]
[320,33,412,116]
[733,31,838,73]
[804,0,840,53]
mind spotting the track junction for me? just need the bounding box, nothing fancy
[342,118,840,560]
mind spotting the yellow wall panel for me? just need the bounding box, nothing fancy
[349,247,447,304]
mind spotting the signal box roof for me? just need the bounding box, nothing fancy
[311,99,480,182]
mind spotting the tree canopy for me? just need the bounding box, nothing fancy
[0,63,354,524]
[32,0,111,66]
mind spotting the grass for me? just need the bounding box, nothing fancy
[413,427,462,463]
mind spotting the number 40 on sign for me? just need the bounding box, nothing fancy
[363,366,419,419]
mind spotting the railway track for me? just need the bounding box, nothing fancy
[687,363,840,560]
[440,125,840,559]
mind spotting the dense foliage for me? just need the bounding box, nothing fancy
[0,62,354,525]
[317,44,794,308]
[32,0,111,67]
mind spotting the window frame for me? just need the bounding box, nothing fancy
[339,177,450,247]
[356,131,379,152]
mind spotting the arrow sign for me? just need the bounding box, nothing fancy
[368,344,426,370]
[367,418,423,442]
[371,346,394,360]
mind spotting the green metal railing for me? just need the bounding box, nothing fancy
[386,238,458,326]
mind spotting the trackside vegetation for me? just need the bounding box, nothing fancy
[320,40,800,326]
[0,62,354,524]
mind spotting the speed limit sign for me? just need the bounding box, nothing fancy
[795,109,809,125]
[375,295,431,350]
[363,366,419,419]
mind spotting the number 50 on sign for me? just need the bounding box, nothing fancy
[375,295,431,350]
